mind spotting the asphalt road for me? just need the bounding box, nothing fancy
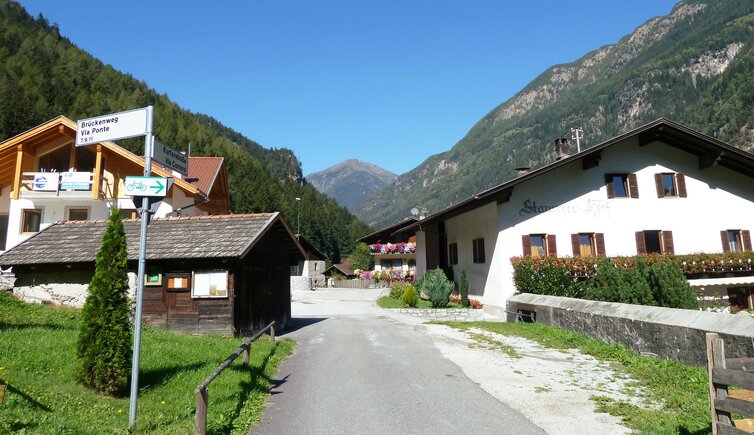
[251,289,545,435]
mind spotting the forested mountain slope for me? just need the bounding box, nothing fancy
[358,0,754,227]
[0,0,370,261]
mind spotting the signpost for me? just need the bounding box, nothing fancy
[77,106,156,429]
[125,176,174,197]
[152,138,188,176]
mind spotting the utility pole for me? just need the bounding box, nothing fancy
[295,197,301,240]
[571,127,583,153]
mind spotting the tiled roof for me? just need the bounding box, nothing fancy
[0,213,299,266]
[186,157,224,195]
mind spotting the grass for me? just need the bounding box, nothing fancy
[0,292,294,434]
[440,321,711,435]
[376,296,462,309]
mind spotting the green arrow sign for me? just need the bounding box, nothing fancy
[124,176,173,197]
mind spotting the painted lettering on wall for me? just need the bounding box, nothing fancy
[518,198,610,218]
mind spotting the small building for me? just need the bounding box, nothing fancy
[358,217,418,278]
[401,119,754,316]
[325,263,356,280]
[0,213,305,335]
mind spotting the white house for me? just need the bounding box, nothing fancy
[0,116,230,253]
[404,119,754,316]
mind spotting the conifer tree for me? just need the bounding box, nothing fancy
[647,261,698,309]
[77,208,132,395]
[460,270,470,308]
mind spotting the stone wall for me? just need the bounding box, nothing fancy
[388,308,485,322]
[290,276,312,292]
[506,293,754,367]
[12,271,137,308]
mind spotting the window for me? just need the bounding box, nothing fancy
[448,242,458,265]
[120,209,137,220]
[192,270,228,298]
[472,238,485,263]
[21,209,42,233]
[75,147,96,172]
[380,259,402,270]
[721,230,752,253]
[67,208,89,221]
[570,233,606,257]
[0,215,7,250]
[38,146,71,173]
[605,173,638,198]
[654,173,687,198]
[635,230,674,254]
[408,259,416,271]
[521,234,557,257]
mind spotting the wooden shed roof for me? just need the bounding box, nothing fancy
[0,213,306,266]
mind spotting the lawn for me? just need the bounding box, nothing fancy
[440,321,712,435]
[0,292,294,434]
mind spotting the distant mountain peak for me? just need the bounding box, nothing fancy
[307,160,397,212]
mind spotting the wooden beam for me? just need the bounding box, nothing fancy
[93,144,102,199]
[12,145,23,200]
[495,187,513,204]
[582,150,602,170]
[700,150,724,169]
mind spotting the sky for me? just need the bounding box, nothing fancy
[18,0,680,176]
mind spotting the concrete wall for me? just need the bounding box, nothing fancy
[302,260,326,287]
[505,293,754,367]
[291,276,312,292]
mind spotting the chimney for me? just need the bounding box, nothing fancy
[554,138,569,160]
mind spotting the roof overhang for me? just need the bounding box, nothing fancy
[688,276,754,288]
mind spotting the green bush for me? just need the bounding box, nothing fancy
[647,261,698,309]
[401,285,418,308]
[512,257,582,297]
[423,268,454,308]
[412,274,426,294]
[460,270,470,308]
[77,208,132,395]
[585,258,654,305]
[390,282,409,299]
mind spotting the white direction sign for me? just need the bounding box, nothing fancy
[124,176,173,197]
[152,138,188,176]
[76,107,149,146]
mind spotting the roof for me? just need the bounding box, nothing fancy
[297,235,327,261]
[357,217,418,243]
[325,263,354,276]
[403,118,754,230]
[185,156,224,195]
[0,213,307,266]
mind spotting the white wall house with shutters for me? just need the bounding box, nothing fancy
[408,119,754,317]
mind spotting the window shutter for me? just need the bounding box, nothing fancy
[547,234,557,256]
[605,175,615,199]
[521,235,531,257]
[721,231,731,253]
[595,233,606,256]
[571,234,580,257]
[743,230,752,251]
[676,173,687,197]
[635,231,647,254]
[654,174,664,197]
[628,173,639,198]
[662,231,674,254]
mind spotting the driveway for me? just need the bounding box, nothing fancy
[252,288,545,435]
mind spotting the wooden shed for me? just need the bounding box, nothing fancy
[0,213,305,335]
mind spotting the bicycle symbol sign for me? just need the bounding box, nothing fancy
[124,176,172,197]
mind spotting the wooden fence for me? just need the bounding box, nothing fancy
[706,333,754,434]
[330,279,376,289]
[194,321,275,435]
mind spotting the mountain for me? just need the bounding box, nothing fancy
[306,159,397,212]
[0,0,371,262]
[358,0,754,228]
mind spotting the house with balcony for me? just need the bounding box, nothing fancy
[358,217,418,279]
[0,116,229,252]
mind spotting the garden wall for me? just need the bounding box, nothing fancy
[506,293,754,367]
[388,308,485,322]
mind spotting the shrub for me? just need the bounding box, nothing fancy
[423,268,454,308]
[585,258,654,305]
[401,285,418,308]
[77,208,132,395]
[460,270,470,308]
[512,256,583,297]
[647,261,698,309]
[390,282,408,299]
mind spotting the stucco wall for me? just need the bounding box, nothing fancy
[506,293,754,367]
[445,201,498,296]
[12,271,137,308]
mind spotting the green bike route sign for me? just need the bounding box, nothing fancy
[124,176,173,197]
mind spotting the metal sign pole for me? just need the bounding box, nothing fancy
[129,105,153,429]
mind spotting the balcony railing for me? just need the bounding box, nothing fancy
[20,171,95,197]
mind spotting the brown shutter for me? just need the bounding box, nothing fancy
[522,235,531,257]
[605,175,615,199]
[628,173,639,198]
[571,234,580,257]
[547,234,557,256]
[721,230,731,253]
[662,231,674,254]
[595,233,606,256]
[635,231,647,254]
[676,173,687,197]
[654,173,664,197]
[743,230,752,251]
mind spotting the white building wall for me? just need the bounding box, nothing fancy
[457,138,754,313]
[444,201,498,296]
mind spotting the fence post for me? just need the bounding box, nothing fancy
[706,332,732,435]
[243,348,249,367]
[270,325,275,342]
[195,387,208,435]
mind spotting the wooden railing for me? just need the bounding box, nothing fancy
[706,333,754,434]
[194,321,275,435]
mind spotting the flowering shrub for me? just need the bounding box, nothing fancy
[357,268,415,284]
[369,242,416,254]
[449,293,483,309]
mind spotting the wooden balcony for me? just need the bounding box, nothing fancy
[18,172,107,199]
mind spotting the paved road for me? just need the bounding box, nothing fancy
[252,289,545,435]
